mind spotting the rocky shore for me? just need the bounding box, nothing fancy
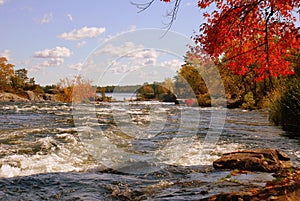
[0,91,58,102]
[0,92,29,102]
[205,149,300,201]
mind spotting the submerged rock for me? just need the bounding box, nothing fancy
[213,149,293,172]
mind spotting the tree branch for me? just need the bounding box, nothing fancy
[131,0,155,13]
[132,0,181,31]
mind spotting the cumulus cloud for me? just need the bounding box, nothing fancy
[41,58,64,67]
[106,49,159,74]
[59,26,106,40]
[160,59,184,71]
[34,46,72,58]
[34,46,72,67]
[0,49,11,60]
[39,12,53,24]
[67,14,73,21]
[96,42,143,57]
[127,49,159,66]
[0,0,5,5]
[109,62,139,74]
[69,62,83,71]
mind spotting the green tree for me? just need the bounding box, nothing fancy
[11,68,33,90]
[15,68,28,83]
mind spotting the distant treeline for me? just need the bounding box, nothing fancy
[96,84,143,93]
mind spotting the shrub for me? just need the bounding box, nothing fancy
[269,78,300,132]
[241,92,256,110]
[57,76,95,103]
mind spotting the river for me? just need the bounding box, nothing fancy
[0,101,299,200]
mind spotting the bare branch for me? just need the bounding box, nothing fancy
[131,0,155,13]
[131,0,182,31]
[163,0,181,31]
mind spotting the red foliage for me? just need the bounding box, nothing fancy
[163,0,300,81]
[197,0,300,81]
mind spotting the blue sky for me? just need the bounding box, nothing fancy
[0,0,204,86]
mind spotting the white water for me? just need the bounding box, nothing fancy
[0,102,299,200]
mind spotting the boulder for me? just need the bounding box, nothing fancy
[26,91,42,101]
[213,149,292,172]
[43,93,59,102]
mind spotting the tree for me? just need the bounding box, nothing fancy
[157,0,300,81]
[161,78,174,94]
[57,76,95,103]
[11,68,29,89]
[0,57,14,91]
[136,83,155,100]
[15,68,28,83]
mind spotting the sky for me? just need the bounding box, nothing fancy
[0,0,204,86]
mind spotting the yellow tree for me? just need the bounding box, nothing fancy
[57,76,95,103]
[161,78,174,94]
[0,57,14,91]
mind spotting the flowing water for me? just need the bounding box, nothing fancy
[0,101,299,200]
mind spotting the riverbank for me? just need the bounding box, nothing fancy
[0,92,29,102]
[0,91,59,102]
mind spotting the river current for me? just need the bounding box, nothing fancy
[0,101,299,200]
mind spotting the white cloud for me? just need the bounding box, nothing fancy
[34,46,72,58]
[34,46,72,67]
[109,62,139,74]
[67,14,73,21]
[96,42,143,57]
[0,0,6,6]
[77,40,87,48]
[0,49,11,61]
[127,49,159,66]
[40,58,63,67]
[39,12,53,24]
[160,59,183,71]
[93,42,159,75]
[59,26,106,40]
[106,49,159,75]
[69,62,83,71]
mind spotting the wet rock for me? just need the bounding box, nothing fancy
[204,168,300,201]
[227,98,243,108]
[213,149,293,172]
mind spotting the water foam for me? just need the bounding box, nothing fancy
[156,137,244,166]
[0,135,97,178]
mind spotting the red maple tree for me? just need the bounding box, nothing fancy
[160,0,300,81]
